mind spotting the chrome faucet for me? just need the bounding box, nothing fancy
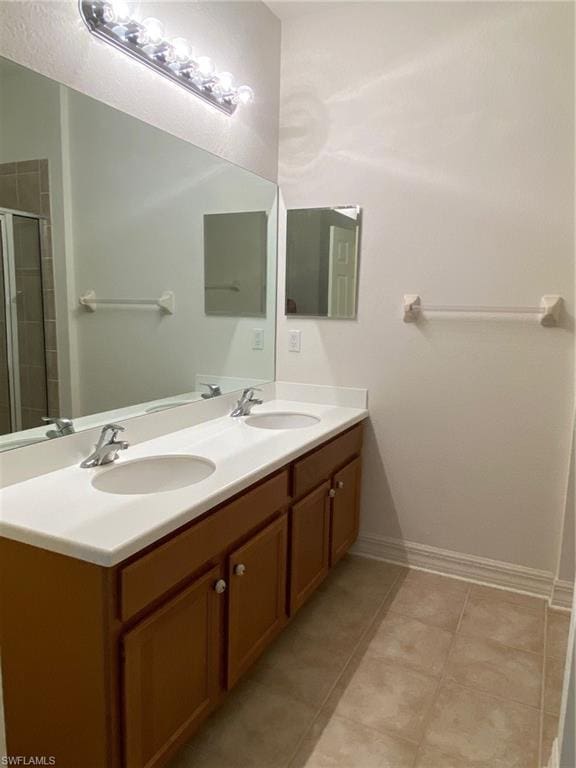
[200,383,222,399]
[80,424,129,468]
[230,388,263,417]
[42,416,75,439]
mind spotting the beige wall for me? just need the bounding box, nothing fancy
[0,1,280,182]
[276,1,575,574]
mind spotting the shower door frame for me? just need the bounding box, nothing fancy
[0,206,46,433]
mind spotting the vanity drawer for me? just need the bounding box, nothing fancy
[292,423,363,499]
[120,470,290,622]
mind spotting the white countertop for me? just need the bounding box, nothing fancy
[0,400,368,567]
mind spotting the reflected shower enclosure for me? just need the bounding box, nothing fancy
[0,208,52,434]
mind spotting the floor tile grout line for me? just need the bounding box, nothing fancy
[383,595,547,657]
[284,568,408,768]
[454,627,546,658]
[410,582,473,762]
[539,605,550,768]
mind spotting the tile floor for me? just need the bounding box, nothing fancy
[170,556,571,768]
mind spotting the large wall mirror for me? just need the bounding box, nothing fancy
[285,206,360,318]
[0,56,277,452]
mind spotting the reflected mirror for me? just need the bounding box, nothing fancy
[285,206,360,318]
[0,56,277,452]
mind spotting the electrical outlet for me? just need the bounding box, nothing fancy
[288,329,301,352]
[252,328,264,350]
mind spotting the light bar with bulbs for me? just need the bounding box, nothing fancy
[79,1,254,115]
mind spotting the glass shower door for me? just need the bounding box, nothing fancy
[0,215,14,433]
[0,211,48,434]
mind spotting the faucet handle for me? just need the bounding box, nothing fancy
[200,383,222,397]
[100,423,126,443]
[242,387,262,399]
[42,416,73,427]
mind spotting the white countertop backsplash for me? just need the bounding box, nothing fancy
[0,383,368,567]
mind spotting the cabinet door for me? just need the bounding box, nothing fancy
[290,481,331,615]
[123,566,222,768]
[227,514,288,688]
[331,457,362,565]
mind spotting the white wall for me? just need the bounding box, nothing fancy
[67,90,276,416]
[0,1,280,181]
[276,1,575,574]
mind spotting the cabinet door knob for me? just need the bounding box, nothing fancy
[329,488,336,498]
[214,579,227,594]
[337,480,345,489]
[234,563,246,576]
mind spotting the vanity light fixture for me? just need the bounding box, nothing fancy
[79,1,254,115]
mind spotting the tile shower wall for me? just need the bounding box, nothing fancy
[0,160,59,429]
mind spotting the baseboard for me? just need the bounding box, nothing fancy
[551,579,574,610]
[351,533,554,599]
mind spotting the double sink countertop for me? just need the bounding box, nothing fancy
[0,399,368,567]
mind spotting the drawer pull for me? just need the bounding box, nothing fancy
[234,563,247,577]
[214,579,227,594]
[337,480,345,489]
[329,489,336,498]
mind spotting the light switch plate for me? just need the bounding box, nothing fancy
[288,330,301,352]
[252,328,264,350]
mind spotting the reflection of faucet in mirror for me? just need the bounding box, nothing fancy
[230,388,263,417]
[80,424,129,468]
[200,383,222,399]
[42,417,75,439]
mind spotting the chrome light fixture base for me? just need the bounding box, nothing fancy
[79,1,252,116]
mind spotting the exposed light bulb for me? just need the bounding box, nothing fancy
[235,85,254,105]
[155,44,176,64]
[130,25,150,46]
[111,0,131,23]
[112,24,130,40]
[196,56,215,79]
[171,37,192,63]
[216,72,234,93]
[101,4,116,23]
[141,17,164,45]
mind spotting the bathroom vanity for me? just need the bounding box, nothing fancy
[0,405,365,768]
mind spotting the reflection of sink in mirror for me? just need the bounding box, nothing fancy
[245,413,321,430]
[145,401,197,414]
[91,455,216,495]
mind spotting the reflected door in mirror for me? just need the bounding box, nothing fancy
[286,206,360,319]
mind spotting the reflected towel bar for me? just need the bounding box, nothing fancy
[79,290,175,315]
[205,282,241,292]
[403,294,563,327]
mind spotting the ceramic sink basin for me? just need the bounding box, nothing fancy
[91,455,215,495]
[244,412,320,430]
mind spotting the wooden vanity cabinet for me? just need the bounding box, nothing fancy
[123,566,222,768]
[289,425,364,615]
[289,481,331,614]
[0,422,364,768]
[227,514,288,688]
[331,456,362,565]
